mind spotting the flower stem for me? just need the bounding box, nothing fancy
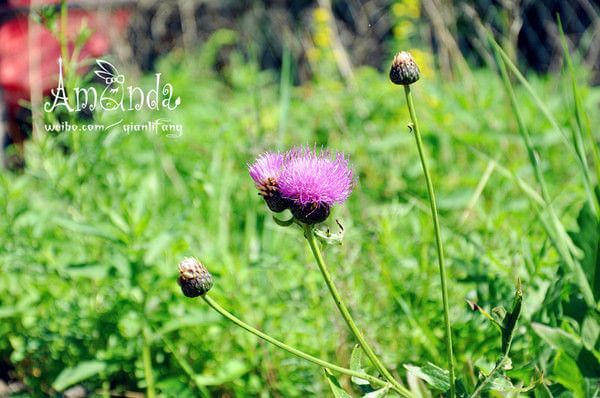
[303,224,413,398]
[201,295,400,393]
[403,84,456,398]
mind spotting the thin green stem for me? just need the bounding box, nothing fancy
[141,330,156,398]
[303,225,413,398]
[403,84,456,398]
[469,354,507,398]
[202,295,401,394]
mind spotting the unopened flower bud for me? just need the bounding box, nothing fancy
[389,51,420,85]
[178,257,213,297]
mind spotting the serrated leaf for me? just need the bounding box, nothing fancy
[404,362,450,392]
[350,344,369,386]
[324,369,353,398]
[52,360,107,391]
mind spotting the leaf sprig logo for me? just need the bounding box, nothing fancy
[44,57,181,112]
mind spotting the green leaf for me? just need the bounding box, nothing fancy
[465,300,501,329]
[53,217,121,243]
[581,314,599,351]
[52,360,107,392]
[0,296,38,319]
[484,372,538,393]
[491,306,506,323]
[533,323,600,378]
[324,369,353,398]
[532,323,582,359]
[155,377,197,398]
[64,262,107,279]
[156,310,221,335]
[501,280,523,353]
[193,360,249,386]
[272,215,294,227]
[314,226,344,246]
[553,351,585,398]
[569,199,600,302]
[363,386,390,398]
[118,311,142,338]
[143,232,174,264]
[485,373,513,391]
[404,362,450,392]
[350,344,369,386]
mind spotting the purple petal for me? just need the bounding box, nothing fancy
[279,146,353,206]
[248,152,285,185]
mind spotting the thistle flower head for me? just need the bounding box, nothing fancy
[248,152,290,212]
[389,51,420,85]
[178,257,213,297]
[279,147,353,224]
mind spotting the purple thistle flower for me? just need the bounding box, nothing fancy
[248,152,291,212]
[279,147,353,224]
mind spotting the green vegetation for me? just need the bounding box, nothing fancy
[1,31,599,397]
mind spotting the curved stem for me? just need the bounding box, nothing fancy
[202,295,399,393]
[303,225,413,398]
[403,84,456,398]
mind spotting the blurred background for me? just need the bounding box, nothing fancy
[1,0,599,397]
[2,0,600,157]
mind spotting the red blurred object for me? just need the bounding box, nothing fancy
[0,0,130,149]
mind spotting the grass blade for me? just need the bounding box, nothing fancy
[557,17,600,212]
[489,35,595,306]
[489,35,597,214]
